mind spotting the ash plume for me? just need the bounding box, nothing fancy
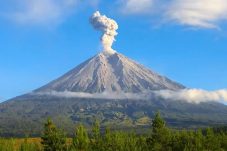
[90,11,118,53]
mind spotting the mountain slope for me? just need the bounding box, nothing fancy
[35,51,184,94]
[1,95,227,137]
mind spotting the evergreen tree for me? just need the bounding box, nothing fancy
[219,131,227,150]
[147,112,171,151]
[170,131,183,151]
[137,136,149,151]
[72,124,90,151]
[204,128,221,150]
[124,132,141,151]
[41,119,67,151]
[103,127,113,151]
[152,112,165,133]
[91,120,102,151]
[194,129,204,151]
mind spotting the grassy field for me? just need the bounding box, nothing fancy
[0,138,42,151]
[0,138,74,151]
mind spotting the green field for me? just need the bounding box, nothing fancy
[0,138,41,151]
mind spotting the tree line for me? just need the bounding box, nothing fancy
[1,112,227,151]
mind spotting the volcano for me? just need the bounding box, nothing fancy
[1,50,227,137]
[35,51,184,94]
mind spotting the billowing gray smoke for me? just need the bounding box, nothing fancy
[90,11,118,53]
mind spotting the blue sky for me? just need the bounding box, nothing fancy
[1,0,227,101]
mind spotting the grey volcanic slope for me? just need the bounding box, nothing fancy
[35,51,184,94]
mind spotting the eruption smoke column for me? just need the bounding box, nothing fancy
[90,11,118,53]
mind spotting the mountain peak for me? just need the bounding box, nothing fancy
[35,52,185,94]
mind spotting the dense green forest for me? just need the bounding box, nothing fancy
[1,112,227,151]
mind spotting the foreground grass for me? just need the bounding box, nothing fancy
[0,138,41,151]
[0,138,74,151]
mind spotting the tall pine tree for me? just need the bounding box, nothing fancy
[147,112,171,151]
[72,124,90,151]
[41,119,67,151]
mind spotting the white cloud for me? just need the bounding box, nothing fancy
[33,89,227,104]
[119,0,227,28]
[11,0,78,25]
[120,0,154,14]
[154,89,227,104]
[33,91,151,100]
[167,0,227,28]
[3,0,79,25]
